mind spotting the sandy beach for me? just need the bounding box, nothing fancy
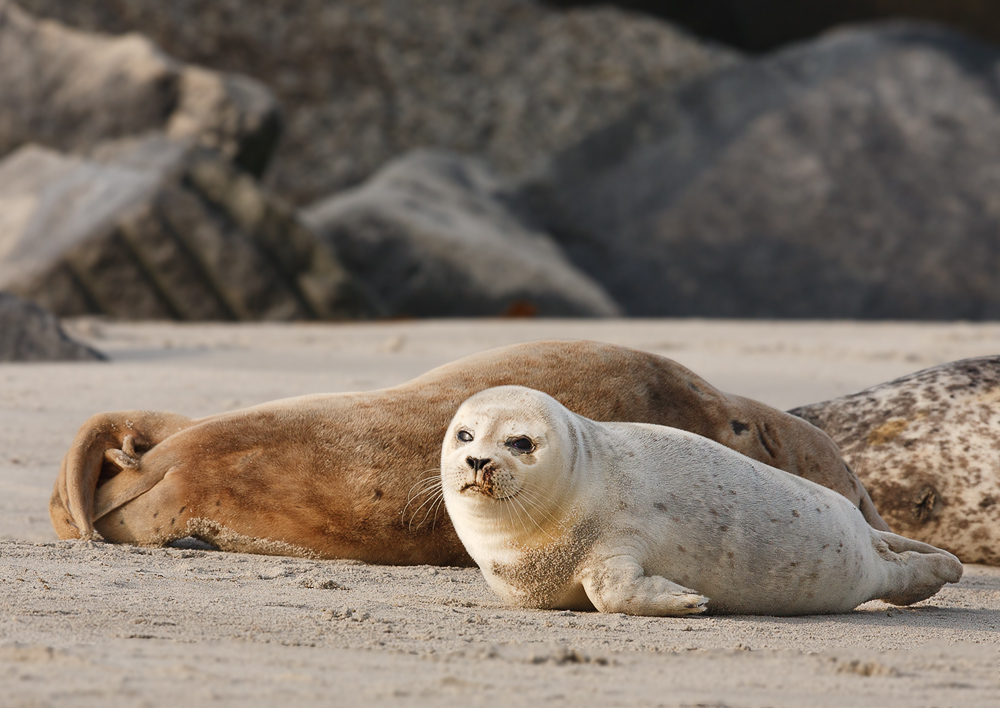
[2,319,999,706]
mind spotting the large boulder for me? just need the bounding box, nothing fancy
[16,0,739,205]
[522,23,1000,319]
[0,137,375,320]
[0,0,280,176]
[302,151,620,318]
[0,292,103,361]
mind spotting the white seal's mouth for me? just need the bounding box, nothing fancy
[458,481,521,501]
[453,463,521,500]
[458,463,499,498]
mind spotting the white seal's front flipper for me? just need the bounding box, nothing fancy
[581,554,708,616]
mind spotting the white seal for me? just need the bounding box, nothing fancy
[441,386,963,616]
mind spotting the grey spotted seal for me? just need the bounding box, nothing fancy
[441,386,962,615]
[50,339,887,564]
[791,356,1000,565]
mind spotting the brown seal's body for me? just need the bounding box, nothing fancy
[791,356,1000,565]
[51,340,887,565]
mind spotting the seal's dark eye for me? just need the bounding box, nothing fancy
[507,436,535,453]
[457,430,473,443]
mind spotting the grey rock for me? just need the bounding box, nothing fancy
[0,0,280,176]
[302,151,620,318]
[0,292,104,361]
[523,23,1000,319]
[0,137,375,321]
[16,0,739,205]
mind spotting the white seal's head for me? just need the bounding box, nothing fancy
[440,386,587,559]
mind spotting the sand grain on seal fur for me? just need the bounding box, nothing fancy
[51,340,887,565]
[442,386,962,616]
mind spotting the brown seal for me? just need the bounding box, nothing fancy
[51,340,888,565]
[791,355,1000,565]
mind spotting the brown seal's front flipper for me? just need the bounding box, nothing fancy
[50,411,194,540]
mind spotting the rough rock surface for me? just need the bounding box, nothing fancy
[0,292,103,361]
[790,356,1000,565]
[0,0,280,176]
[0,137,374,321]
[16,0,739,205]
[523,23,1000,319]
[302,151,620,318]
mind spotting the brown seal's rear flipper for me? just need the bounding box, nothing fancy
[50,411,194,540]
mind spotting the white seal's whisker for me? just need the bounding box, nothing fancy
[516,488,565,532]
[502,494,519,539]
[406,471,443,497]
[428,494,448,531]
[409,477,442,493]
[402,472,445,531]
[402,486,441,518]
[407,489,444,531]
[512,492,560,540]
[511,495,556,541]
[401,486,433,521]
[418,494,443,529]
[506,496,533,538]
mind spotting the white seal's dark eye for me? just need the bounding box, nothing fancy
[457,430,473,443]
[507,436,535,453]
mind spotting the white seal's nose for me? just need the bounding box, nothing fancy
[466,457,490,471]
